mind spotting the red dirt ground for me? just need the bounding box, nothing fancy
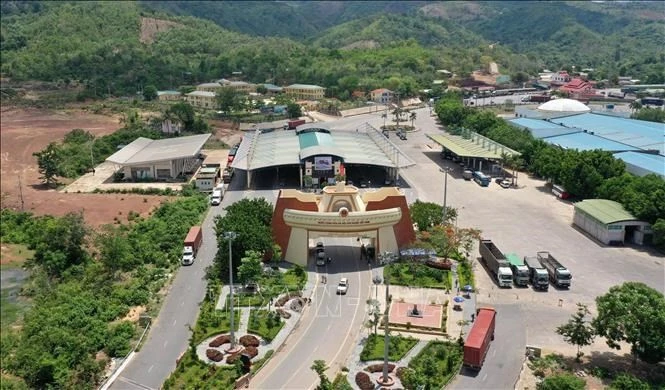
[1,107,166,228]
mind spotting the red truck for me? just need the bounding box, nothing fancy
[463,307,497,370]
[287,119,306,130]
[182,226,203,266]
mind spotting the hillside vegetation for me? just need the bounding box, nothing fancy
[1,0,663,100]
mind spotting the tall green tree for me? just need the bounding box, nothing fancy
[237,250,264,285]
[143,85,158,101]
[95,225,137,276]
[33,142,62,187]
[29,212,88,278]
[287,102,302,118]
[593,282,665,364]
[216,87,238,114]
[409,200,444,231]
[213,198,273,282]
[555,303,595,361]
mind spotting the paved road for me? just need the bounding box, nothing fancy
[452,303,525,389]
[250,237,372,390]
[109,183,277,389]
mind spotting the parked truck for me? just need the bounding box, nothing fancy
[479,239,513,288]
[537,251,572,288]
[505,253,530,287]
[463,307,497,370]
[182,226,203,266]
[524,256,549,291]
[528,95,551,103]
[287,119,306,129]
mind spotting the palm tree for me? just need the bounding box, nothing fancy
[629,100,642,113]
[393,107,402,128]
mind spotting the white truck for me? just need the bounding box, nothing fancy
[537,251,572,288]
[524,256,549,291]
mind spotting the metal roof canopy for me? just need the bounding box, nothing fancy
[427,131,520,159]
[231,123,415,171]
[574,199,640,225]
[106,134,210,165]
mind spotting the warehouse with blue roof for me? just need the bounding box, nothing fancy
[508,104,665,178]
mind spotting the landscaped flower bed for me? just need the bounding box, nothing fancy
[244,346,259,359]
[365,363,396,373]
[276,308,291,319]
[355,371,374,390]
[239,335,260,347]
[275,292,301,307]
[208,334,231,348]
[206,349,224,362]
[426,259,452,270]
[226,353,241,364]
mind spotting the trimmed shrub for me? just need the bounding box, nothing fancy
[244,346,259,359]
[277,308,291,319]
[209,334,231,348]
[239,335,260,347]
[276,292,301,307]
[355,371,374,390]
[426,259,452,270]
[206,349,224,362]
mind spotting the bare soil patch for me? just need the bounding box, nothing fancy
[0,244,34,266]
[140,17,183,44]
[1,107,165,227]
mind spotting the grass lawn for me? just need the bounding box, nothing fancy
[406,341,463,387]
[332,372,353,390]
[385,262,452,290]
[456,260,475,289]
[360,334,418,362]
[192,297,241,344]
[163,351,237,389]
[247,309,284,342]
[164,347,275,389]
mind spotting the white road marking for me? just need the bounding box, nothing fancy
[173,319,177,326]
[163,340,168,348]
[148,365,153,373]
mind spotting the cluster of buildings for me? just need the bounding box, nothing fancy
[158,80,327,109]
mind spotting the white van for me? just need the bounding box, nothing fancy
[210,189,223,206]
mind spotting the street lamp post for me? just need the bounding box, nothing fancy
[373,275,383,300]
[224,231,238,350]
[440,167,451,223]
[381,276,391,385]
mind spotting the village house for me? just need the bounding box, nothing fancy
[283,84,325,100]
[157,90,182,102]
[370,88,394,104]
[186,90,216,109]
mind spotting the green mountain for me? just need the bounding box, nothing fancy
[139,1,426,40]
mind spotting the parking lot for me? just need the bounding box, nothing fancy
[221,109,664,388]
[315,108,664,387]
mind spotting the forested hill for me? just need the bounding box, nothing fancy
[141,0,665,82]
[1,0,663,97]
[1,0,524,100]
[138,1,427,40]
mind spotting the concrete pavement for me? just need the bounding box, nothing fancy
[250,238,372,390]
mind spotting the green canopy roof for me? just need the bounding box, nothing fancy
[574,199,638,225]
